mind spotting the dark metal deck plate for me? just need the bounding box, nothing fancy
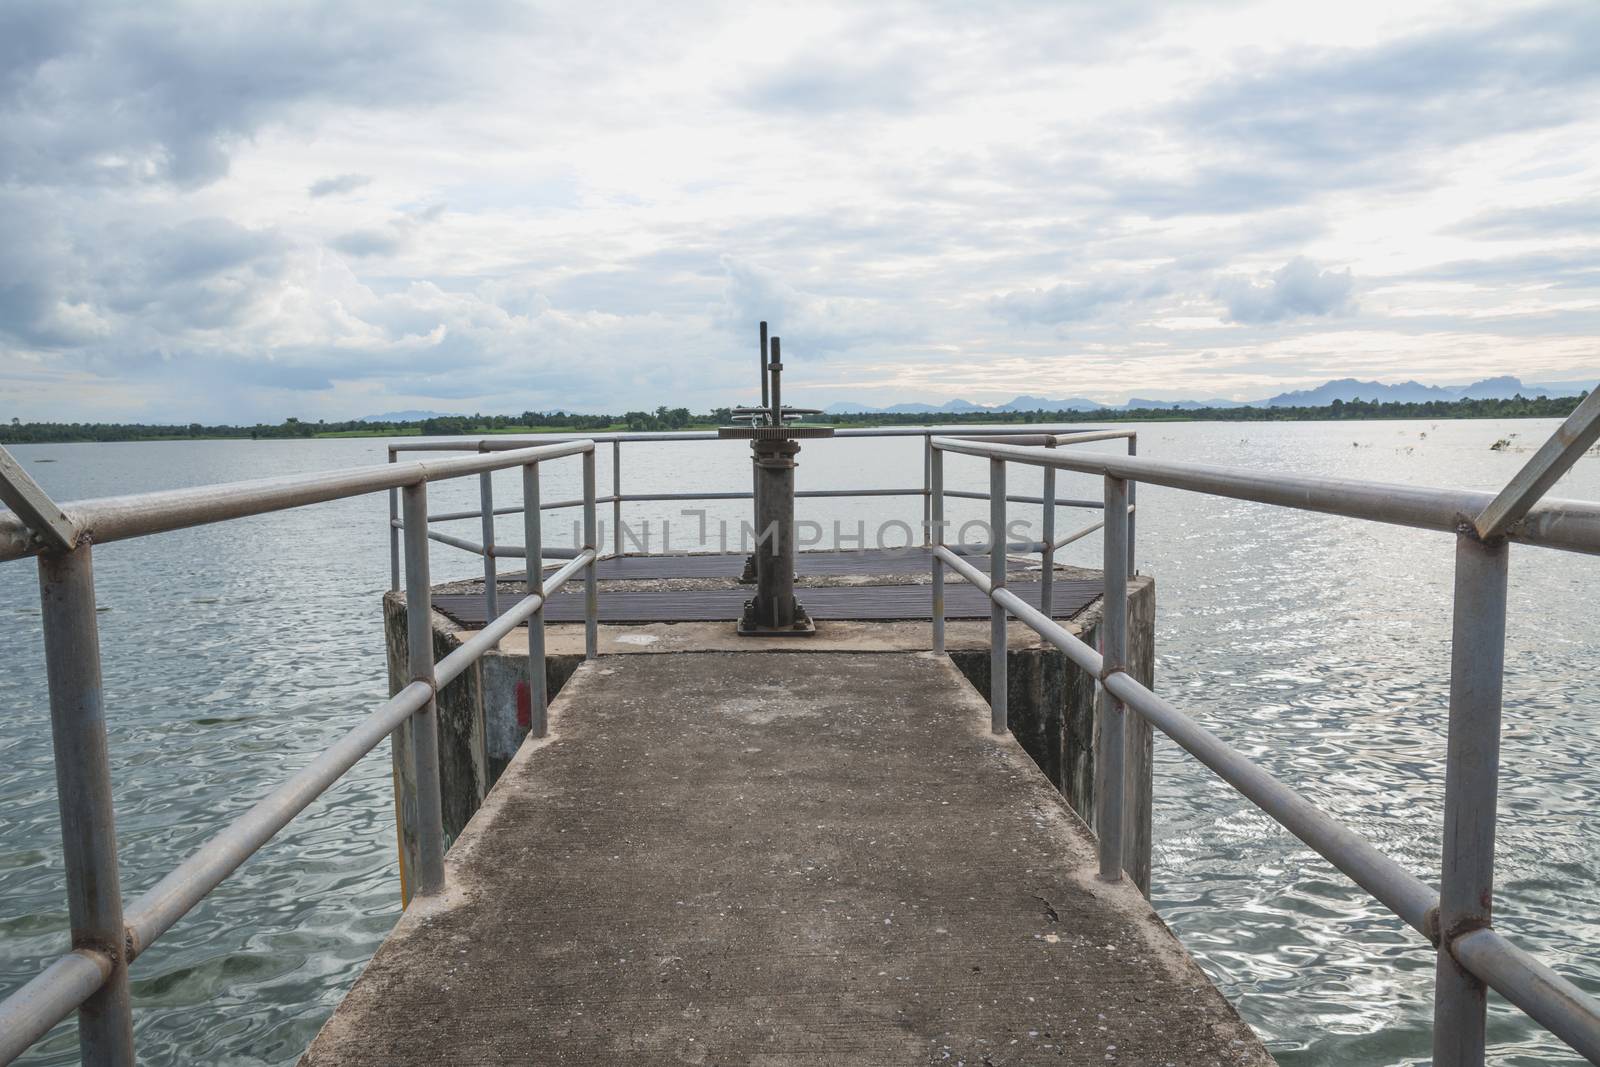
[716,425,835,439]
[433,579,1098,627]
[502,548,1002,582]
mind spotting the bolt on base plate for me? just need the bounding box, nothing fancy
[736,599,817,636]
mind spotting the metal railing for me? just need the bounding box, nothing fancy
[383,424,1128,622]
[929,388,1600,1066]
[4,396,1598,1066]
[0,439,603,1066]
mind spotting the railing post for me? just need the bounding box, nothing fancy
[1433,532,1509,1067]
[1097,474,1129,881]
[1127,434,1138,574]
[931,445,945,654]
[37,544,135,1065]
[582,449,599,660]
[989,458,1008,734]
[402,483,446,897]
[611,439,622,558]
[1041,439,1056,617]
[523,462,548,738]
[478,467,499,625]
[387,448,400,592]
[922,434,933,546]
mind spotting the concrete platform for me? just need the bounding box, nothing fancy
[308,651,1270,1065]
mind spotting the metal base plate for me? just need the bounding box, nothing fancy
[736,600,817,636]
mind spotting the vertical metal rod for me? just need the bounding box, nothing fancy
[388,449,400,593]
[759,321,769,411]
[1433,532,1509,1067]
[931,446,946,654]
[922,434,933,546]
[769,337,783,424]
[402,483,446,897]
[582,451,599,660]
[523,463,548,738]
[1041,440,1056,617]
[478,469,499,624]
[1127,435,1138,574]
[611,440,622,557]
[1097,474,1129,881]
[37,545,135,1065]
[989,458,1008,734]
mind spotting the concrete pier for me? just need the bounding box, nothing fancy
[306,651,1269,1065]
[383,551,1157,901]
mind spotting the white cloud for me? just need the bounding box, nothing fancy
[1216,258,1357,324]
[1,0,1598,421]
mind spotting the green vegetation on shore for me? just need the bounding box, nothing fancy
[2,392,1585,445]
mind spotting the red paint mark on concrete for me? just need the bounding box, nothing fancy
[516,680,531,729]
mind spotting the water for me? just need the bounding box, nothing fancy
[1,419,1596,1064]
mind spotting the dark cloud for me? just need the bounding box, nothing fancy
[1216,258,1355,324]
[1167,3,1600,200]
[308,173,373,198]
[330,204,444,258]
[0,5,500,188]
[332,229,406,257]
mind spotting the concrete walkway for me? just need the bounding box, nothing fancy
[303,652,1270,1066]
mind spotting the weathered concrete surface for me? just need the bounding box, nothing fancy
[307,652,1269,1066]
[385,570,1158,902]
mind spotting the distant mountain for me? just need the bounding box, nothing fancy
[1263,375,1575,407]
[819,374,1589,416]
[359,409,454,423]
[996,395,1105,412]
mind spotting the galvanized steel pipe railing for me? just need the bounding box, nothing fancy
[0,440,596,564]
[988,458,1007,735]
[384,424,1111,579]
[1096,473,1129,883]
[927,400,1600,1067]
[0,437,601,1067]
[931,436,1600,556]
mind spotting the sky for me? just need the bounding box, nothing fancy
[1,0,1598,422]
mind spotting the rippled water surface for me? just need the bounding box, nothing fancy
[1,419,1596,1064]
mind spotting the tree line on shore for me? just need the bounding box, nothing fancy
[2,391,1586,445]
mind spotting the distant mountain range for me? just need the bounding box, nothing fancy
[822,375,1590,414]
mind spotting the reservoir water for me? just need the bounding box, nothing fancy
[1,417,1596,1065]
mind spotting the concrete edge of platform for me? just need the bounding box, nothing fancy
[305,650,1272,1065]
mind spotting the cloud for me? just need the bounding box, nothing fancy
[1216,258,1356,324]
[308,173,373,198]
[0,5,498,188]
[1451,199,1600,241]
[3,1,1599,419]
[736,49,928,115]
[1165,3,1600,203]
[330,203,445,258]
[991,275,1171,326]
[717,257,920,355]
